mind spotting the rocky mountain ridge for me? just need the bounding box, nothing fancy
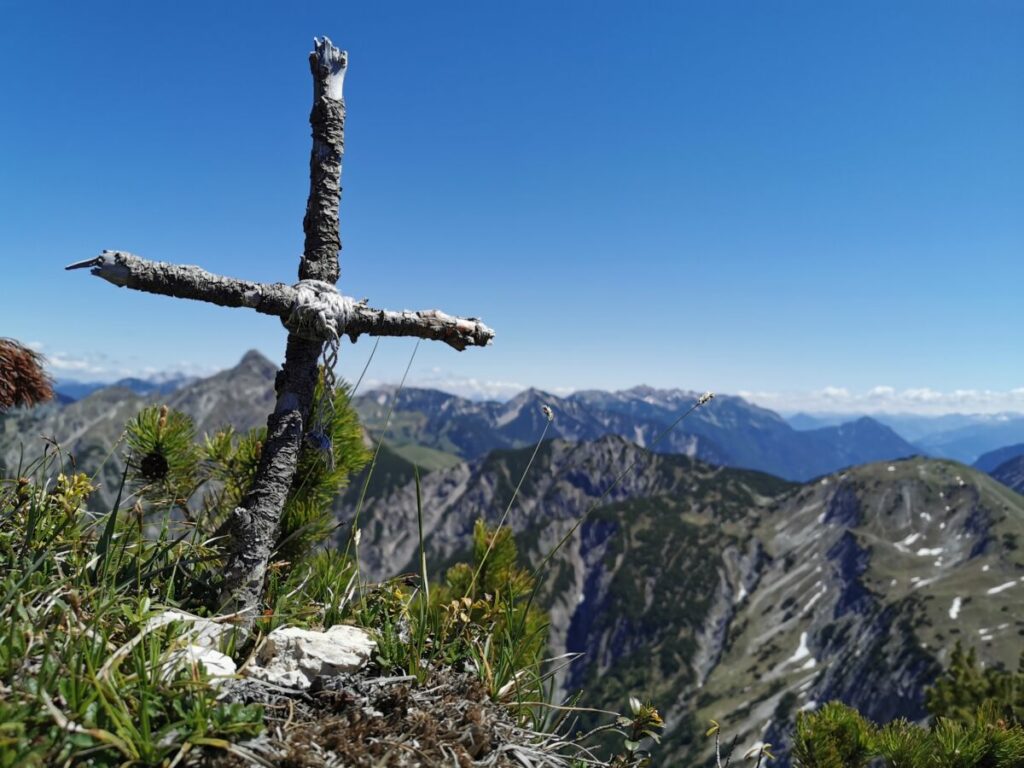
[4,350,921,494]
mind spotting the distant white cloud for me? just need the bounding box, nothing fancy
[46,353,119,377]
[360,368,573,401]
[30,343,216,382]
[739,386,1024,416]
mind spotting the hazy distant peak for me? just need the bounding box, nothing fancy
[976,443,1024,472]
[837,415,892,430]
[506,386,558,404]
[235,349,276,375]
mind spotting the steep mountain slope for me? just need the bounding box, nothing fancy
[688,459,1024,764]
[162,350,277,436]
[991,456,1024,494]
[346,444,1024,766]
[344,435,789,584]
[354,386,920,481]
[975,442,1024,473]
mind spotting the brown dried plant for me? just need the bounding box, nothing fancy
[0,338,54,411]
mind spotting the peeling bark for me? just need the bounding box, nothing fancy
[302,39,346,284]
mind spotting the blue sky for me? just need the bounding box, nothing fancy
[1,2,1022,413]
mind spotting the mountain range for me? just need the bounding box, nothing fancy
[351,385,920,482]
[789,411,1024,465]
[973,443,1024,474]
[45,356,1024,468]
[54,373,196,401]
[0,351,276,503]
[4,351,926,504]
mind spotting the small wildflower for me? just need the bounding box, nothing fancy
[698,391,715,406]
[51,472,95,513]
[541,404,554,422]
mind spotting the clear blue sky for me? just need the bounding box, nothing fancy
[1,1,1022,412]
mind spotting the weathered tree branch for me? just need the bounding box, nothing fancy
[212,37,353,626]
[65,250,494,350]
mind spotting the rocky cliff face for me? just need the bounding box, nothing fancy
[346,444,1024,765]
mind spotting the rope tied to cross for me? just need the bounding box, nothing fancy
[287,279,354,470]
[287,279,356,340]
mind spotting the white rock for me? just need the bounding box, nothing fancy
[164,644,237,684]
[146,611,238,685]
[247,624,376,689]
[146,609,235,649]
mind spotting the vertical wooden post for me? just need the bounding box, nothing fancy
[218,39,348,624]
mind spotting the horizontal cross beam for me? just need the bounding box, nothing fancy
[67,250,494,351]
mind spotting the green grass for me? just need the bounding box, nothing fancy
[0,453,265,766]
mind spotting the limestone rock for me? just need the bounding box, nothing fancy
[165,645,237,683]
[246,624,376,689]
[148,611,238,685]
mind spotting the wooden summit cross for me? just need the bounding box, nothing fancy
[66,38,493,626]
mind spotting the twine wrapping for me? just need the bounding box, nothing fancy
[286,280,355,340]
